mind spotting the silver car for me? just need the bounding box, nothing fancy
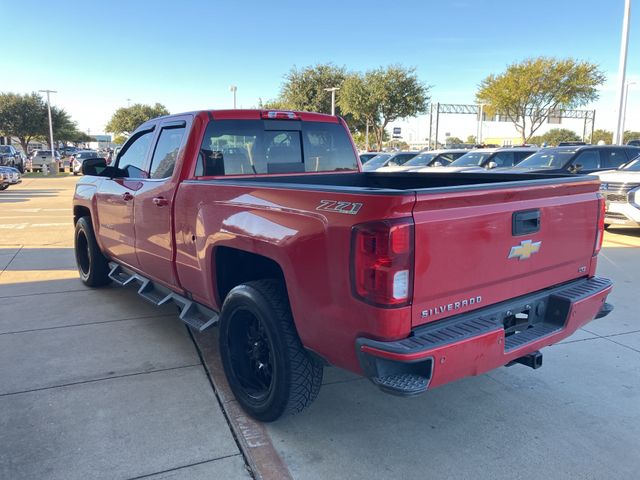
[71,150,100,175]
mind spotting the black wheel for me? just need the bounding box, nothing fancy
[0,184,8,191]
[73,171,78,176]
[219,279,323,422]
[74,216,111,287]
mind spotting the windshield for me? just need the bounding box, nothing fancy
[0,146,11,154]
[449,151,492,167]
[362,154,391,170]
[516,149,577,169]
[404,153,436,167]
[622,158,640,171]
[359,153,379,164]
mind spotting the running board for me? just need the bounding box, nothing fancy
[108,263,218,332]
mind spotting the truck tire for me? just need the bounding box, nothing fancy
[74,216,111,287]
[219,279,323,422]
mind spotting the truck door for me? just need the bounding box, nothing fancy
[94,128,155,269]
[133,117,190,287]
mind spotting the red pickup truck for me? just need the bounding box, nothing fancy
[73,110,613,421]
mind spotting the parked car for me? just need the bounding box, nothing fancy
[73,109,612,421]
[29,150,61,172]
[362,151,420,171]
[375,149,469,172]
[497,145,640,175]
[411,147,538,173]
[71,150,100,175]
[0,145,25,172]
[359,152,384,164]
[60,146,80,158]
[0,166,21,190]
[592,156,640,228]
[627,139,640,147]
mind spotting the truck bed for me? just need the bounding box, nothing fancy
[192,171,585,194]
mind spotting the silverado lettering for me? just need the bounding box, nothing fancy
[72,109,613,422]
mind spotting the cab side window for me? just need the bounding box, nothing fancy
[572,150,600,170]
[117,130,154,178]
[149,126,186,179]
[492,152,515,167]
[601,149,628,169]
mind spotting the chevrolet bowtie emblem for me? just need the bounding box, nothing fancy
[508,239,541,260]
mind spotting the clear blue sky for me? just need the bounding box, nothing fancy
[4,0,639,134]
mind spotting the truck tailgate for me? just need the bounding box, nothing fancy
[411,179,600,327]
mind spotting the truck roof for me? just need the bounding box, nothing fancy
[139,109,340,130]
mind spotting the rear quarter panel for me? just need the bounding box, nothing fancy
[173,181,416,372]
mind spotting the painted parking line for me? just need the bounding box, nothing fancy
[0,223,70,230]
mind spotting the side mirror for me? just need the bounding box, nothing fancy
[486,161,498,169]
[432,161,443,167]
[82,157,108,176]
[570,163,583,173]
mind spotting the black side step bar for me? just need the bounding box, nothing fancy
[108,263,218,332]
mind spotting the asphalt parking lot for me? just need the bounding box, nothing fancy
[1,176,639,480]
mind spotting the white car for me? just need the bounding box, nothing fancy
[375,149,469,173]
[592,157,640,228]
[362,151,420,171]
[71,150,100,175]
[406,147,538,173]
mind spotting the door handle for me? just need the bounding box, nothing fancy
[153,196,169,207]
[122,192,133,201]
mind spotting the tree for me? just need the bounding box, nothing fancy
[113,134,128,145]
[339,65,430,150]
[446,136,464,145]
[106,103,169,135]
[529,128,580,146]
[624,131,640,144]
[476,57,605,143]
[466,135,477,143]
[265,64,347,114]
[590,129,613,144]
[0,92,48,155]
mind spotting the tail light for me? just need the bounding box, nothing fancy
[350,218,414,307]
[594,194,605,255]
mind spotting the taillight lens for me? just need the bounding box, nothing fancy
[594,194,605,255]
[350,218,414,307]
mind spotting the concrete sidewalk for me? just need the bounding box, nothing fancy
[0,177,251,480]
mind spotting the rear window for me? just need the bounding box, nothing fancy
[196,120,357,176]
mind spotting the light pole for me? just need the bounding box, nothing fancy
[621,80,637,139]
[126,98,131,107]
[39,89,58,174]
[613,0,632,145]
[229,85,237,109]
[324,87,340,115]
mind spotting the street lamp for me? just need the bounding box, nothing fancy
[229,85,237,109]
[613,0,632,145]
[324,87,340,116]
[621,80,637,139]
[39,89,57,174]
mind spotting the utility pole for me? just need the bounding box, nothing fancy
[324,87,340,115]
[613,0,632,144]
[365,121,370,151]
[126,98,131,107]
[621,80,636,139]
[39,89,58,174]
[229,85,237,109]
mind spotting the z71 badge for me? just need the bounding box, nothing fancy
[316,200,363,215]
